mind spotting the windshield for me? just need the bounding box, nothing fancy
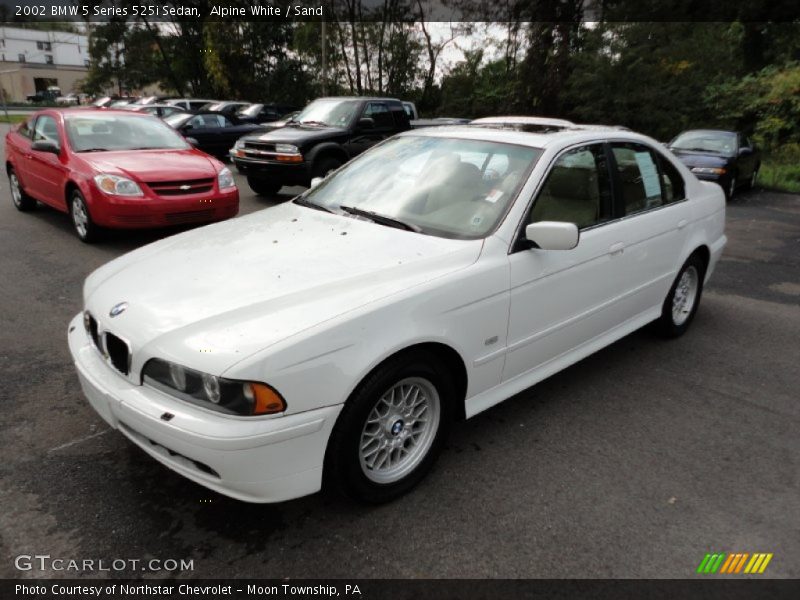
[91,96,111,106]
[671,131,736,155]
[300,135,542,239]
[65,114,190,152]
[293,99,359,127]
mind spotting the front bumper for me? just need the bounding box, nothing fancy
[67,313,341,503]
[231,155,311,186]
[87,187,239,229]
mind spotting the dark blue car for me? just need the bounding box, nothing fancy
[667,129,760,199]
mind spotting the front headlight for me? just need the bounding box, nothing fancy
[94,174,143,196]
[142,358,286,416]
[217,167,236,190]
[233,139,246,150]
[275,143,299,154]
[691,166,726,175]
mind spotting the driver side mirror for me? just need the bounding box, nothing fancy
[31,140,60,154]
[357,117,375,130]
[525,221,579,250]
[738,146,753,156]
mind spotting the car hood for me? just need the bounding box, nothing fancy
[78,149,220,181]
[241,124,347,145]
[83,202,482,375]
[669,149,731,169]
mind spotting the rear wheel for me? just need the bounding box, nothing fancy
[655,254,705,338]
[246,175,281,196]
[70,189,101,243]
[324,352,454,503]
[8,168,36,211]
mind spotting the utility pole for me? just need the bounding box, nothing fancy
[321,19,327,95]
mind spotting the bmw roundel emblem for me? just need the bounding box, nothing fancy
[391,420,404,436]
[109,302,128,318]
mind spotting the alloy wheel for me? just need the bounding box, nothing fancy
[71,195,89,239]
[359,377,441,485]
[672,265,699,326]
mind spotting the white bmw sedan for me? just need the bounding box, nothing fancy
[68,125,726,503]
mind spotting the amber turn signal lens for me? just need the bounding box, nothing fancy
[249,383,286,415]
[275,154,303,163]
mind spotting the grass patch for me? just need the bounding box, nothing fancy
[759,161,800,193]
[0,114,28,124]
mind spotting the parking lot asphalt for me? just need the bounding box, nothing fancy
[0,125,798,579]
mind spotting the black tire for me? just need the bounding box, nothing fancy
[69,189,101,243]
[8,168,36,211]
[324,351,455,504]
[247,175,281,196]
[654,254,706,338]
[724,174,736,200]
[312,156,343,179]
[746,165,759,190]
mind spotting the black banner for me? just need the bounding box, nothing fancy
[4,579,800,600]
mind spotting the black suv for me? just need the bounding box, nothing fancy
[231,97,411,195]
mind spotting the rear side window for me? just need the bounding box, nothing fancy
[530,144,613,229]
[657,154,686,203]
[611,143,664,215]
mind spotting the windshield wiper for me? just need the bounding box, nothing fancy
[298,120,327,127]
[339,205,421,232]
[77,148,110,152]
[294,196,334,213]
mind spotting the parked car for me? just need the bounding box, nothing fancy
[411,117,472,129]
[68,123,726,504]
[124,103,188,119]
[202,101,252,116]
[163,111,265,160]
[667,129,760,199]
[231,96,411,195]
[90,96,137,108]
[165,98,220,112]
[4,109,239,242]
[236,104,299,125]
[401,100,419,120]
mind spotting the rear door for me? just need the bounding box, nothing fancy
[605,141,691,315]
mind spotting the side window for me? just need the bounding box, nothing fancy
[363,102,393,129]
[529,144,611,229]
[18,118,33,139]
[657,154,686,203]
[219,115,233,128]
[32,115,60,147]
[611,143,663,216]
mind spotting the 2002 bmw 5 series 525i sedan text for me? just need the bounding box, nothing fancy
[68,123,726,504]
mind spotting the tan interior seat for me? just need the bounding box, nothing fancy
[530,165,599,228]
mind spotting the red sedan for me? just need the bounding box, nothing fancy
[4,109,239,242]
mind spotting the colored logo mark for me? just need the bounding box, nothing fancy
[697,552,773,574]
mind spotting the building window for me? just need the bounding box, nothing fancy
[18,54,25,63]
[84,59,89,67]
[37,41,52,52]
[45,55,54,65]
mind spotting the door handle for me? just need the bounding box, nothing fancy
[609,242,625,256]
[678,219,688,230]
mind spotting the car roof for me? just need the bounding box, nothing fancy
[402,124,657,150]
[472,115,575,128]
[676,128,737,135]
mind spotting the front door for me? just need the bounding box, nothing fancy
[27,114,66,208]
[504,143,631,381]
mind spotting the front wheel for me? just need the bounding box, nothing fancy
[654,254,705,338]
[246,175,281,196]
[70,190,101,243]
[324,353,454,503]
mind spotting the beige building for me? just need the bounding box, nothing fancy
[0,26,90,102]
